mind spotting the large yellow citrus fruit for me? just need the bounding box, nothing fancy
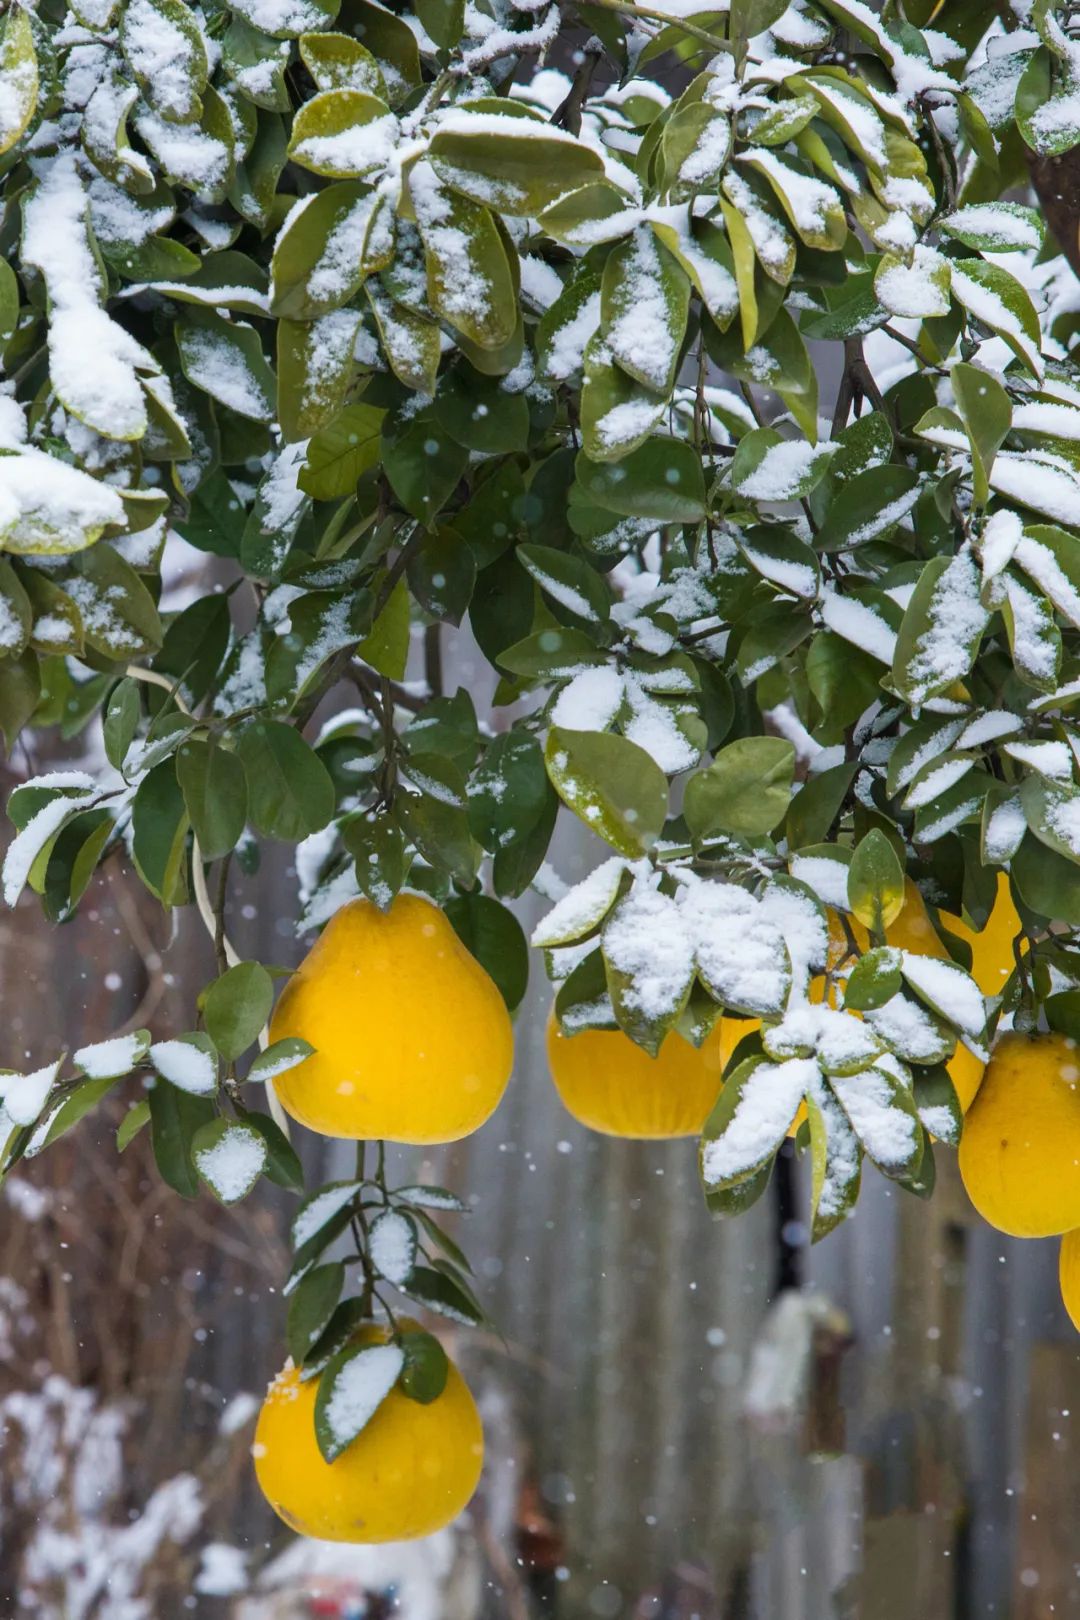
[269,894,513,1142]
[942,873,1023,1000]
[959,1032,1080,1237]
[1059,1229,1080,1332]
[546,1013,729,1138]
[254,1322,484,1542]
[939,875,1023,1110]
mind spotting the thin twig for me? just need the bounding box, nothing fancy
[588,0,733,54]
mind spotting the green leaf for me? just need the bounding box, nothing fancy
[891,550,988,707]
[740,150,845,252]
[1016,44,1080,156]
[32,1073,118,1152]
[575,438,706,522]
[398,1327,449,1403]
[950,258,1043,378]
[445,893,529,1011]
[951,361,1011,508]
[847,828,905,934]
[518,544,609,626]
[0,5,37,157]
[412,168,517,350]
[367,280,441,394]
[545,727,668,856]
[300,30,386,94]
[786,759,857,848]
[844,946,904,1011]
[288,1261,345,1363]
[800,273,885,341]
[288,88,394,178]
[103,678,141,772]
[192,1116,269,1204]
[806,1087,862,1240]
[398,784,480,889]
[829,1065,924,1181]
[940,202,1044,254]
[300,402,385,500]
[428,117,605,215]
[147,1080,215,1199]
[339,0,419,92]
[683,737,795,841]
[729,0,789,49]
[231,0,337,38]
[176,737,248,862]
[383,415,469,525]
[247,1037,315,1086]
[176,308,275,422]
[346,580,403,683]
[817,464,919,550]
[117,1099,151,1152]
[0,649,40,751]
[204,961,274,1060]
[912,1066,963,1147]
[120,0,207,121]
[434,370,529,456]
[241,1108,305,1190]
[341,815,405,907]
[65,546,163,659]
[237,721,335,841]
[314,1339,405,1462]
[601,226,689,396]
[223,16,292,110]
[407,528,476,626]
[468,731,552,851]
[700,1055,807,1189]
[132,762,189,906]
[271,182,372,319]
[1013,832,1080,927]
[393,1183,468,1213]
[731,428,834,499]
[175,471,244,560]
[278,310,363,442]
[401,1263,484,1325]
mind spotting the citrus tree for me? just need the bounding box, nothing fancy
[3,0,1080,1542]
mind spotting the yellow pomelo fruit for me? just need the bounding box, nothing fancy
[546,1012,728,1138]
[959,1031,1080,1237]
[948,1043,985,1113]
[269,894,513,1143]
[938,874,1023,1110]
[1059,1229,1080,1332]
[941,872,1023,999]
[254,1322,484,1542]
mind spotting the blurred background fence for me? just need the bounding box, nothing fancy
[1,743,1078,1620]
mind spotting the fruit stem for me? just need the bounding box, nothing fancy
[351,1141,380,1317]
[1013,929,1037,1031]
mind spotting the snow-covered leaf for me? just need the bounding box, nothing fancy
[531,857,627,947]
[314,1339,405,1463]
[369,1209,417,1284]
[603,885,694,1053]
[806,1081,862,1240]
[149,1034,219,1096]
[192,1117,268,1204]
[681,882,792,1017]
[891,548,989,707]
[828,1064,923,1178]
[700,1054,816,1188]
